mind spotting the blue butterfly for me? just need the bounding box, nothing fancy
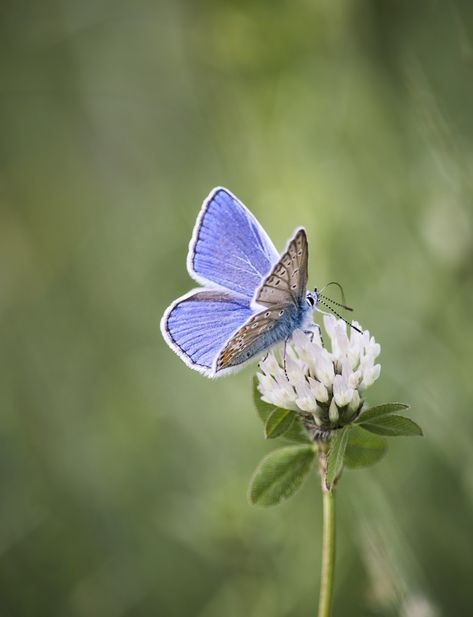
[161,187,320,378]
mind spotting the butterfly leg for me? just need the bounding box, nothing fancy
[303,329,314,343]
[303,323,325,347]
[283,337,289,379]
[258,352,269,369]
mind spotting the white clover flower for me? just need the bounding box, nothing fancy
[257,315,381,436]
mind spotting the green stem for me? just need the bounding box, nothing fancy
[318,487,336,617]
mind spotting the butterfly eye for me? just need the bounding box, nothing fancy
[307,295,315,307]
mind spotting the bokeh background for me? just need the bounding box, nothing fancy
[1,1,473,616]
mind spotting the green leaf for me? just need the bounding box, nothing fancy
[344,425,387,468]
[356,403,410,424]
[361,415,423,437]
[265,408,295,439]
[249,445,316,506]
[326,427,349,488]
[252,376,276,423]
[281,418,312,444]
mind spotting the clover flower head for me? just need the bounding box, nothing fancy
[257,315,381,436]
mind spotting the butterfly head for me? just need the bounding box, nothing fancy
[306,289,319,309]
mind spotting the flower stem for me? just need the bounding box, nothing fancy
[318,487,336,617]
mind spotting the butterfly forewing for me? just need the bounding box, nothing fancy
[162,289,254,375]
[188,188,279,299]
[254,228,308,308]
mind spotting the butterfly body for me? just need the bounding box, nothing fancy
[216,299,312,372]
[161,187,317,378]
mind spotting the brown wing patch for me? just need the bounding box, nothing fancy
[216,307,283,371]
[255,229,308,307]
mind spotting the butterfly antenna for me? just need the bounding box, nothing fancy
[317,299,363,334]
[318,293,354,312]
[318,281,347,304]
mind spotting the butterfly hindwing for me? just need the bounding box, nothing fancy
[253,228,308,308]
[216,304,295,373]
[161,289,254,376]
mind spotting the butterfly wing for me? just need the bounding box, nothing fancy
[216,228,310,373]
[253,228,308,308]
[187,187,279,300]
[160,289,254,376]
[215,304,293,373]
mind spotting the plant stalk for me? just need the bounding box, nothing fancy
[317,486,335,617]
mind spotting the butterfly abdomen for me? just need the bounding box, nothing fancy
[269,302,309,342]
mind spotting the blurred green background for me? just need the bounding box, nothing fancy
[1,1,473,615]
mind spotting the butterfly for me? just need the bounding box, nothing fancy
[160,187,321,378]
